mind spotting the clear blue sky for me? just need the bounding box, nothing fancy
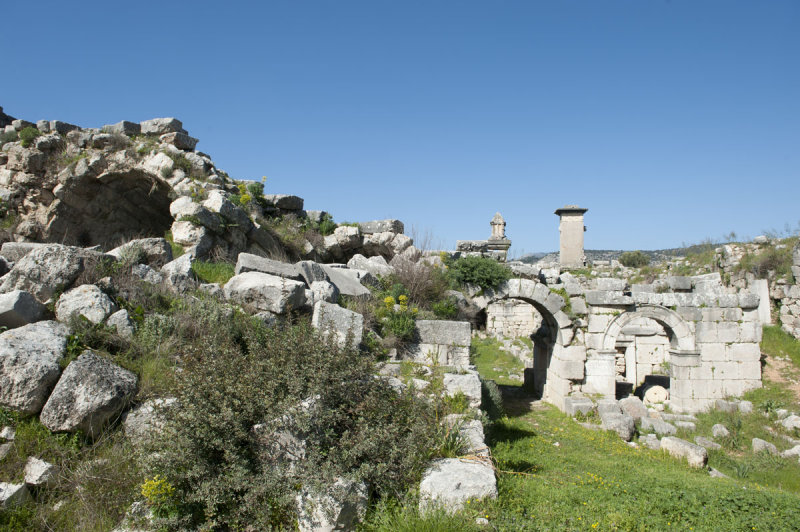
[4,1,798,254]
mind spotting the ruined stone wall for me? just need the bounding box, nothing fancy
[486,300,542,338]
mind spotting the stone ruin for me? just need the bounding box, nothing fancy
[456,212,511,261]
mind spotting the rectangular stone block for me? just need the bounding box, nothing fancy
[588,313,612,333]
[585,333,604,350]
[415,320,471,346]
[695,322,718,343]
[722,380,745,398]
[738,322,761,343]
[670,365,691,380]
[741,309,759,323]
[702,309,724,322]
[560,345,587,362]
[670,378,691,399]
[550,357,584,380]
[716,322,739,343]
[722,308,743,321]
[717,294,739,308]
[730,343,761,362]
[676,307,702,322]
[712,361,739,380]
[585,291,634,306]
[739,361,762,380]
[689,365,713,380]
[699,342,726,361]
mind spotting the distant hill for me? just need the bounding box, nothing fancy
[516,243,721,265]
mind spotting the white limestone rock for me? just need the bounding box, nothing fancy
[140,117,185,135]
[781,415,800,431]
[161,254,196,292]
[234,253,303,280]
[24,457,56,487]
[311,301,364,348]
[601,412,635,441]
[55,284,118,324]
[107,309,136,339]
[0,244,98,303]
[643,385,669,405]
[419,458,497,513]
[0,483,31,508]
[660,436,708,468]
[296,478,368,532]
[40,351,138,436]
[695,436,722,450]
[0,321,69,414]
[712,424,730,439]
[618,396,648,421]
[309,281,339,305]
[752,438,779,455]
[107,238,173,267]
[443,373,482,410]
[640,418,677,437]
[122,398,177,444]
[0,290,47,329]
[223,272,306,314]
[346,254,394,278]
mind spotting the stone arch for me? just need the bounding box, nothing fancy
[602,304,695,352]
[481,279,573,398]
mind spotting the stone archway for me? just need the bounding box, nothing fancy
[601,305,696,392]
[480,279,573,398]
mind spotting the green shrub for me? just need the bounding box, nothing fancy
[446,255,511,292]
[317,213,337,236]
[144,318,439,529]
[480,376,505,420]
[246,181,264,198]
[619,250,650,268]
[736,244,795,280]
[432,297,458,319]
[18,126,41,148]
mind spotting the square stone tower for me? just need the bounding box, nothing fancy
[555,205,588,269]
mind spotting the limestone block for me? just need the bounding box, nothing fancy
[0,290,47,329]
[419,459,497,513]
[667,276,692,291]
[588,313,612,334]
[140,117,185,135]
[0,483,31,508]
[55,284,118,325]
[695,322,718,343]
[563,396,594,416]
[730,343,761,362]
[700,342,726,361]
[600,412,635,441]
[695,436,722,450]
[660,437,708,468]
[712,424,729,438]
[571,297,587,315]
[597,399,621,416]
[358,219,404,234]
[640,418,677,436]
[716,294,739,308]
[415,320,471,346]
[24,457,56,487]
[442,373,481,409]
[263,194,304,211]
[752,438,779,455]
[235,253,303,280]
[738,322,762,343]
[311,301,363,348]
[594,278,626,291]
[296,478,368,532]
[585,291,633,306]
[716,322,739,343]
[689,365,713,380]
[224,272,306,314]
[319,265,372,298]
[550,357,584,380]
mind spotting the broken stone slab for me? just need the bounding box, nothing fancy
[695,436,722,450]
[639,433,661,450]
[443,373,482,410]
[0,290,47,329]
[161,254,197,292]
[24,457,56,487]
[618,396,648,421]
[346,254,394,278]
[715,399,739,413]
[0,442,12,460]
[140,117,186,135]
[564,396,594,417]
[0,321,69,414]
[49,120,80,134]
[55,284,118,324]
[40,350,138,436]
[263,194,304,211]
[752,438,779,455]
[234,253,303,280]
[309,281,339,305]
[639,418,677,437]
[711,424,730,439]
[107,238,173,267]
[223,272,306,314]
[596,399,622,417]
[419,458,497,513]
[456,419,490,458]
[159,132,198,151]
[781,445,800,459]
[674,421,697,432]
[103,120,141,136]
[415,320,471,346]
[319,265,372,298]
[600,412,635,441]
[0,483,31,508]
[781,415,800,431]
[311,301,364,348]
[0,426,15,441]
[358,219,404,234]
[0,244,104,303]
[584,291,634,306]
[122,398,178,444]
[660,436,708,468]
[296,260,330,286]
[296,478,368,532]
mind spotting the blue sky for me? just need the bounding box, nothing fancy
[4,1,798,254]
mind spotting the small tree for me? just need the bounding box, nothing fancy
[619,250,650,268]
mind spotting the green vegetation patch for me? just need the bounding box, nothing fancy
[445,255,511,292]
[619,250,650,268]
[190,261,235,285]
[470,336,524,387]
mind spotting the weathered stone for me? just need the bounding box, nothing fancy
[0,426,15,441]
[0,245,100,303]
[107,309,135,338]
[24,457,56,487]
[40,350,138,436]
[296,260,330,286]
[585,291,634,305]
[202,191,252,231]
[695,436,722,450]
[639,418,677,436]
[674,421,696,432]
[131,264,164,285]
[618,396,648,421]
[55,284,118,324]
[107,238,172,267]
[601,412,635,441]
[311,301,363,348]
[738,400,753,414]
[159,132,198,151]
[416,320,471,346]
[660,436,708,467]
[419,458,497,513]
[752,438,779,455]
[0,321,69,414]
[597,399,621,416]
[781,415,800,431]
[715,399,738,413]
[711,424,730,439]
[564,396,594,416]
[263,194,304,211]
[49,120,79,134]
[296,478,368,532]
[0,242,48,262]
[781,445,800,459]
[358,219,404,234]
[309,281,339,305]
[639,433,661,450]
[140,117,185,135]
[666,276,692,291]
[103,121,140,136]
[0,442,12,460]
[594,278,627,291]
[161,254,196,292]
[0,483,31,508]
[643,385,669,405]
[443,373,482,409]
[122,398,177,444]
[319,265,372,298]
[347,254,394,277]
[223,272,306,314]
[0,290,47,329]
[235,253,303,280]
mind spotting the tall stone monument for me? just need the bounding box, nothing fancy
[555,205,587,269]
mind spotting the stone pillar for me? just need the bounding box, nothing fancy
[487,212,511,261]
[554,205,588,269]
[583,350,616,398]
[752,279,771,325]
[668,350,701,413]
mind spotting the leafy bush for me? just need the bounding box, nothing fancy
[480,376,505,420]
[619,250,650,268]
[736,244,795,280]
[144,316,440,530]
[432,297,458,319]
[317,213,337,236]
[446,255,511,292]
[378,296,418,341]
[18,126,41,147]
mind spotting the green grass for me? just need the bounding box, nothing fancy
[190,261,235,285]
[471,337,525,386]
[762,325,800,369]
